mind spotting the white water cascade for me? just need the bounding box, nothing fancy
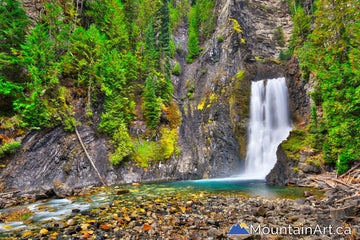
[244,77,292,179]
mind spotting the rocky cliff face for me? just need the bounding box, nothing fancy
[0,0,295,195]
[285,56,313,123]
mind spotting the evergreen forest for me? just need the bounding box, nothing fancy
[0,0,359,175]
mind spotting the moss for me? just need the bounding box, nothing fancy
[217,35,223,43]
[228,70,251,159]
[183,104,188,115]
[281,129,309,160]
[229,18,243,33]
[255,57,281,64]
[235,70,245,81]
[306,158,322,167]
[198,99,206,110]
[187,92,194,100]
[185,79,191,88]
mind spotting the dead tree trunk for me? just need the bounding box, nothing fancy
[75,126,107,186]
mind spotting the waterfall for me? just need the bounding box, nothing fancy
[244,77,292,179]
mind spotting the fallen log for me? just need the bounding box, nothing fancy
[75,126,107,187]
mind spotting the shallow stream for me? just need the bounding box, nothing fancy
[0,179,322,236]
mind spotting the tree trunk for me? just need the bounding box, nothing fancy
[75,126,107,186]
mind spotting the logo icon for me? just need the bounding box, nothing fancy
[228,223,250,235]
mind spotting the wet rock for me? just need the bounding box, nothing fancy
[81,210,91,216]
[39,228,48,235]
[54,182,74,198]
[72,209,81,213]
[67,218,75,226]
[303,191,314,197]
[114,189,130,195]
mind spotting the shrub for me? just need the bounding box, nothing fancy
[337,153,353,175]
[273,26,285,47]
[279,49,292,60]
[108,123,134,165]
[171,62,181,76]
[0,141,21,158]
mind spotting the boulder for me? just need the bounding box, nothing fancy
[54,181,73,198]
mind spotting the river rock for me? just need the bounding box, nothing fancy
[330,205,359,220]
[67,218,75,226]
[255,206,267,217]
[39,229,48,235]
[114,189,130,195]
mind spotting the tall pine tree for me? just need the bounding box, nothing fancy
[159,0,171,55]
[143,74,161,129]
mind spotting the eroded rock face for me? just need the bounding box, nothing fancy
[266,144,297,186]
[285,56,312,123]
[18,0,44,23]
[266,140,322,186]
[235,0,293,59]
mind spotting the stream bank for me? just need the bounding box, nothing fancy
[0,181,359,240]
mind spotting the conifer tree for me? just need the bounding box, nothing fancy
[186,23,199,63]
[143,74,161,129]
[0,0,29,53]
[0,0,29,113]
[159,0,171,55]
[186,3,200,63]
[144,24,158,73]
[299,0,360,174]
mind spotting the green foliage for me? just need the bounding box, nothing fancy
[290,6,311,50]
[169,0,190,32]
[159,0,171,54]
[87,0,129,50]
[0,0,189,166]
[337,153,353,175]
[133,140,156,167]
[0,141,21,158]
[295,0,360,173]
[143,74,161,129]
[273,26,285,47]
[279,49,293,61]
[281,129,308,159]
[0,0,29,53]
[108,123,134,165]
[217,36,224,43]
[186,16,199,62]
[133,127,179,167]
[169,38,176,58]
[171,62,181,76]
[186,0,215,63]
[156,127,179,159]
[144,24,159,73]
